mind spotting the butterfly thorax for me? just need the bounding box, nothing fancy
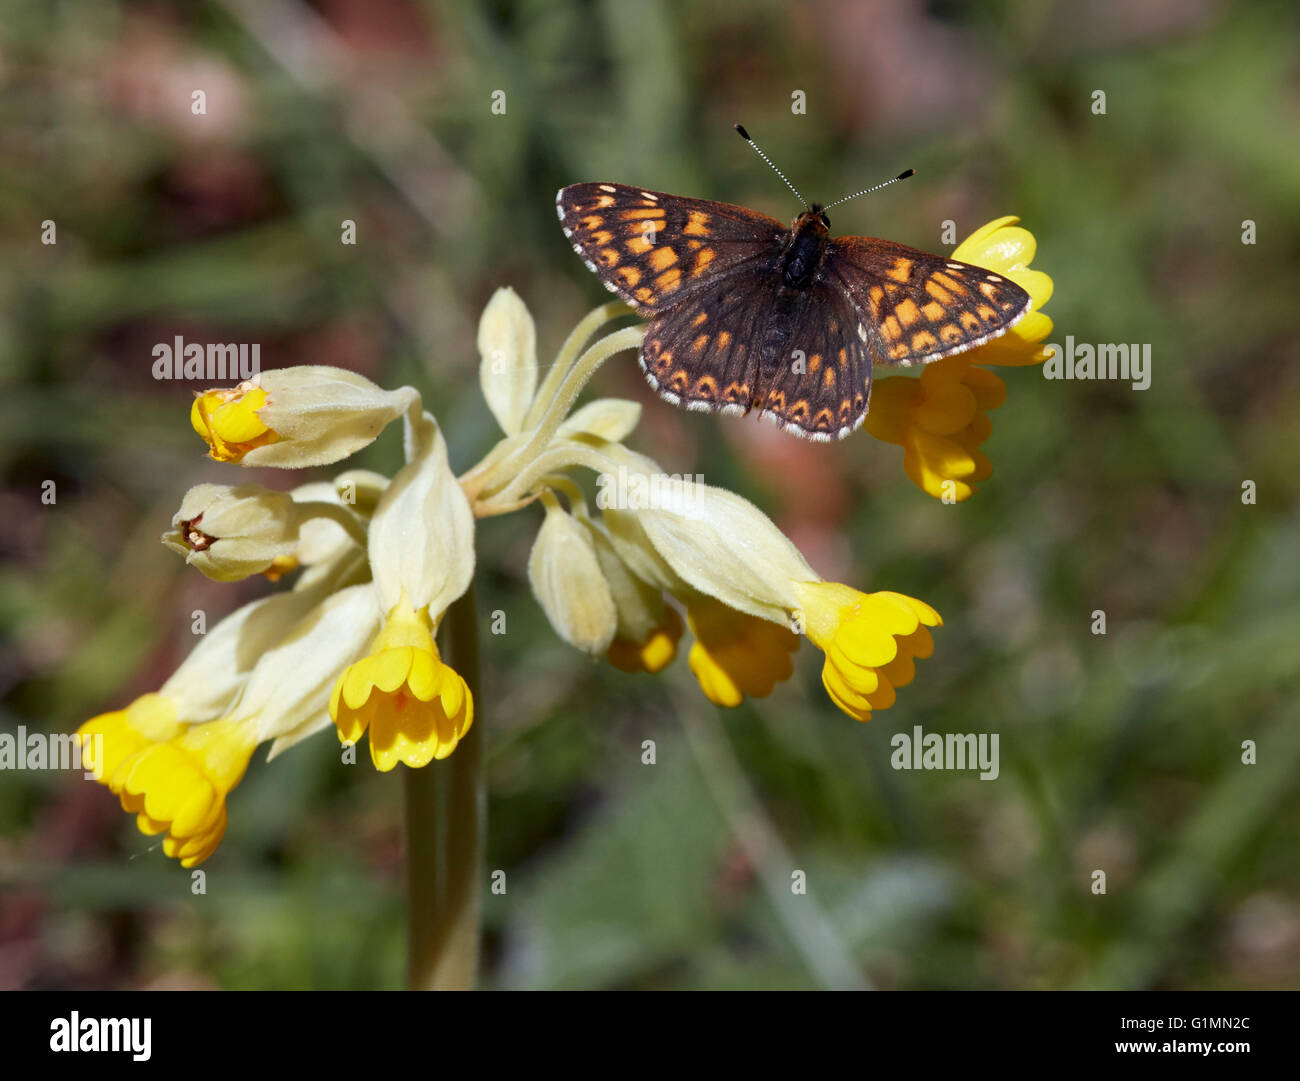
[781,208,832,290]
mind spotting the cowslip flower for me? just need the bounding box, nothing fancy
[191,367,419,467]
[78,284,948,871]
[864,217,1054,501]
[81,582,380,865]
[601,473,941,719]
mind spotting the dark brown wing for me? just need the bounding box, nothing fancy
[556,183,784,314]
[639,265,779,416]
[757,282,873,441]
[826,237,1030,367]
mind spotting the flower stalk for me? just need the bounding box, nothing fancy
[404,581,484,991]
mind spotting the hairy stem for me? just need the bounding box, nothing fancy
[404,582,485,990]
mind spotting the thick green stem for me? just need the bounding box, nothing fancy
[404,582,484,990]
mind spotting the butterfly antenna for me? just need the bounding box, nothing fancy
[734,124,806,207]
[821,169,916,212]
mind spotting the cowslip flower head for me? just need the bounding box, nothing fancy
[82,282,956,872]
[686,595,798,707]
[793,582,941,722]
[116,718,259,868]
[191,367,419,468]
[330,596,472,770]
[79,694,185,789]
[864,216,1053,501]
[327,409,477,768]
[81,583,381,866]
[603,474,941,721]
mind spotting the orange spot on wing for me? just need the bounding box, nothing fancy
[656,267,682,293]
[887,258,913,283]
[649,247,678,272]
[683,211,710,236]
[896,299,920,327]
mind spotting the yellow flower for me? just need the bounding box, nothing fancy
[865,217,1053,501]
[191,368,419,468]
[330,598,473,770]
[794,582,941,722]
[607,605,683,674]
[865,359,1005,501]
[78,693,185,790]
[686,597,798,707]
[114,719,260,868]
[191,383,279,463]
[951,216,1054,366]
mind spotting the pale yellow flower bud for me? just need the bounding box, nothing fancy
[163,483,303,582]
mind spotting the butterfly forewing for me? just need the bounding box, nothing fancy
[826,238,1030,367]
[557,183,783,314]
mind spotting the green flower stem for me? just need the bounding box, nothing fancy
[404,581,485,990]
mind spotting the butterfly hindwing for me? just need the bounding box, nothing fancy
[556,183,783,315]
[758,282,872,440]
[640,266,779,414]
[826,237,1030,367]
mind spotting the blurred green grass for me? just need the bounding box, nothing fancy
[1,0,1298,989]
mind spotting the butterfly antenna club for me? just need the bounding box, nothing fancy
[734,124,806,207]
[822,169,915,212]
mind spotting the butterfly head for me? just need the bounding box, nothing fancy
[796,204,832,232]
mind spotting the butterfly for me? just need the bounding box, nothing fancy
[556,128,1030,441]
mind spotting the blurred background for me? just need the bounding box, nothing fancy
[2,0,1298,990]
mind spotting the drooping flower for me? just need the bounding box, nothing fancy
[792,582,941,722]
[330,597,473,770]
[686,596,798,707]
[115,718,259,868]
[603,473,941,720]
